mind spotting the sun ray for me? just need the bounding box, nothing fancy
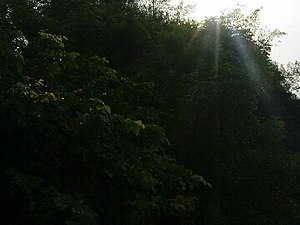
[214,20,221,78]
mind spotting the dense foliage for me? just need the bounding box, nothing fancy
[1,1,300,225]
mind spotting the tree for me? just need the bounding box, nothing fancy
[1,1,300,225]
[282,61,300,97]
[0,25,208,224]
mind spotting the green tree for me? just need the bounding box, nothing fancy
[1,1,300,225]
[0,27,208,225]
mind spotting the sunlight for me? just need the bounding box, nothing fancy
[176,0,300,64]
[214,20,220,78]
[234,34,262,84]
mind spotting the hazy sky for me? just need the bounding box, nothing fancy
[172,0,300,65]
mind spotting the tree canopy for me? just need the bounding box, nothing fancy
[1,1,300,225]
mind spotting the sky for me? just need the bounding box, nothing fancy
[172,0,300,65]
